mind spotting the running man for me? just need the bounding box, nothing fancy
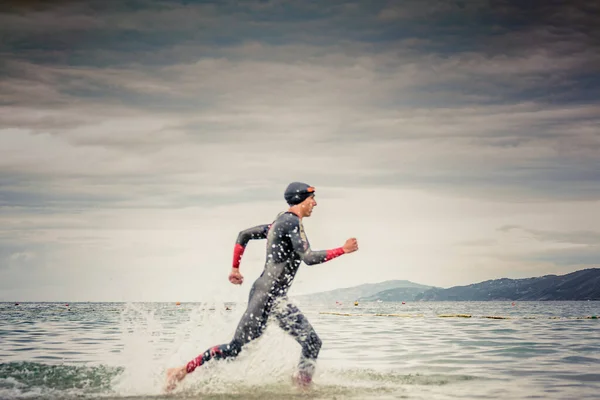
[166,182,359,390]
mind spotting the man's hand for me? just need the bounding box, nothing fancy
[342,238,359,254]
[229,268,244,285]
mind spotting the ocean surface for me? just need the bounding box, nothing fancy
[1,301,599,400]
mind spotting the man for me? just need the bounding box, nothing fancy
[166,182,359,391]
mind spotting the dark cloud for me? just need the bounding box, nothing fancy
[0,0,598,210]
[0,183,126,210]
[528,245,600,267]
[498,225,600,245]
[0,0,78,12]
[1,0,596,68]
[345,166,600,202]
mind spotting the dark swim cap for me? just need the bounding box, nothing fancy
[284,182,315,205]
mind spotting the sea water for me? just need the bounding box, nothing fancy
[1,301,599,399]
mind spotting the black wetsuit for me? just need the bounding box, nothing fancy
[185,211,345,376]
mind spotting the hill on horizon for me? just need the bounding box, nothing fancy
[415,268,600,301]
[292,280,436,304]
[292,268,600,303]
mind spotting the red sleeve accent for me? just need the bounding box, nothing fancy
[325,247,345,261]
[232,243,245,269]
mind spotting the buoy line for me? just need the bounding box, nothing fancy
[318,312,599,320]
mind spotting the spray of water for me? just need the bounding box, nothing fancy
[109,301,309,397]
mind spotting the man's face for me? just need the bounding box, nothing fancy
[300,195,317,217]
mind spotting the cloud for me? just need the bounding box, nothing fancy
[527,245,600,267]
[491,225,600,272]
[498,225,600,246]
[1,0,599,299]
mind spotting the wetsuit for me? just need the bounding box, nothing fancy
[185,211,345,377]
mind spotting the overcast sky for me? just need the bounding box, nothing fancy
[1,0,599,302]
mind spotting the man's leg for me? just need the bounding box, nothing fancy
[186,290,273,372]
[166,291,273,390]
[184,338,243,374]
[274,302,322,385]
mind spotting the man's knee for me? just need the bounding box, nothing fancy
[211,339,243,360]
[226,339,244,357]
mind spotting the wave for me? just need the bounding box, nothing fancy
[0,362,121,398]
[0,361,479,399]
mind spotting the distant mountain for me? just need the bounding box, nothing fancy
[293,280,435,304]
[415,268,600,301]
[359,287,434,302]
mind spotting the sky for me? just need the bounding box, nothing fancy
[1,0,599,302]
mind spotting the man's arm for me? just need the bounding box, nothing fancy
[288,219,345,266]
[232,224,271,269]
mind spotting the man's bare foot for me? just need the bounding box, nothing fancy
[165,366,187,392]
[292,371,312,389]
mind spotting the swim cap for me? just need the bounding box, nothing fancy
[284,182,315,205]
